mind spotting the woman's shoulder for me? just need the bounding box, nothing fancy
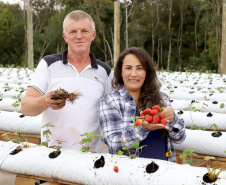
[102,89,121,102]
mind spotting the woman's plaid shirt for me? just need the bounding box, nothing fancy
[99,86,186,162]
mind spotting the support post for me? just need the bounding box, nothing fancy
[27,0,34,69]
[114,1,120,68]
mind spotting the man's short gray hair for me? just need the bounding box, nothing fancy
[63,10,95,32]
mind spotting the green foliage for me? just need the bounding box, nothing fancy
[190,124,206,131]
[1,129,22,143]
[210,123,218,131]
[206,165,223,181]
[79,132,101,152]
[54,146,62,154]
[11,100,20,107]
[0,0,224,71]
[179,148,199,166]
[41,122,54,147]
[220,103,225,109]
[118,138,147,159]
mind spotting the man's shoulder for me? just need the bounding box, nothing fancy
[96,59,112,76]
[43,53,63,67]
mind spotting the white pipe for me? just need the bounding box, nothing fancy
[0,141,226,185]
[174,129,226,157]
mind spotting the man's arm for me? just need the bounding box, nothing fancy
[21,87,66,116]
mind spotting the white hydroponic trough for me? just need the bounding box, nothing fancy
[173,129,226,158]
[0,111,41,134]
[0,141,226,185]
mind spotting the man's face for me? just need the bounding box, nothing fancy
[63,18,96,55]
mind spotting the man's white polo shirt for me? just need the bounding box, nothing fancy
[29,50,112,152]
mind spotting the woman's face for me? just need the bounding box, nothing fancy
[121,54,146,94]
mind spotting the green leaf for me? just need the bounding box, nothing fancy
[131,142,140,149]
[14,129,22,135]
[80,146,90,152]
[11,137,20,143]
[220,103,225,108]
[40,141,48,146]
[118,150,123,156]
[179,154,186,159]
[41,122,54,128]
[55,146,62,153]
[122,146,129,150]
[43,129,51,137]
[130,154,137,159]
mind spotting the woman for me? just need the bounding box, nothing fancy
[99,47,186,162]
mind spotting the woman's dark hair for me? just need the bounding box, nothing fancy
[113,47,165,111]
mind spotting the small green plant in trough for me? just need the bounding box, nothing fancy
[1,129,22,143]
[118,138,147,159]
[40,122,54,147]
[79,132,101,152]
[179,148,199,166]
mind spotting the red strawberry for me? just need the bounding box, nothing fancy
[145,115,153,123]
[161,119,167,126]
[153,115,160,124]
[160,112,165,118]
[114,166,119,172]
[132,119,142,127]
[151,109,158,116]
[152,105,161,112]
[141,108,152,116]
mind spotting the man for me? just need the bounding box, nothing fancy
[21,10,112,153]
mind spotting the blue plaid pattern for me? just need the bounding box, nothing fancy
[99,86,186,162]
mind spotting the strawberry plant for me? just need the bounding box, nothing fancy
[78,132,101,152]
[40,122,54,147]
[206,165,223,182]
[190,124,206,131]
[179,148,199,166]
[1,129,22,143]
[118,138,147,159]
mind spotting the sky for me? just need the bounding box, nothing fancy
[1,0,21,4]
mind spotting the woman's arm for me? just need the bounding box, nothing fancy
[99,94,149,154]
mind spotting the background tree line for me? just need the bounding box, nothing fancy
[0,0,223,72]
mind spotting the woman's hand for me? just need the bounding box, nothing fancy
[162,107,174,123]
[142,120,169,130]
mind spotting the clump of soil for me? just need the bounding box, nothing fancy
[203,173,217,183]
[51,88,82,103]
[49,151,61,159]
[146,162,159,174]
[94,156,105,168]
[10,146,22,155]
[10,143,29,155]
[211,132,222,138]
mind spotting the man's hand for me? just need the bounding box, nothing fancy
[45,91,66,110]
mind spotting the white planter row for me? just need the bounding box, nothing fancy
[0,111,41,134]
[175,110,226,130]
[164,90,226,101]
[173,129,226,158]
[171,99,226,113]
[161,85,226,94]
[0,98,21,112]
[0,83,28,90]
[0,77,31,84]
[0,90,26,99]
[0,141,226,185]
